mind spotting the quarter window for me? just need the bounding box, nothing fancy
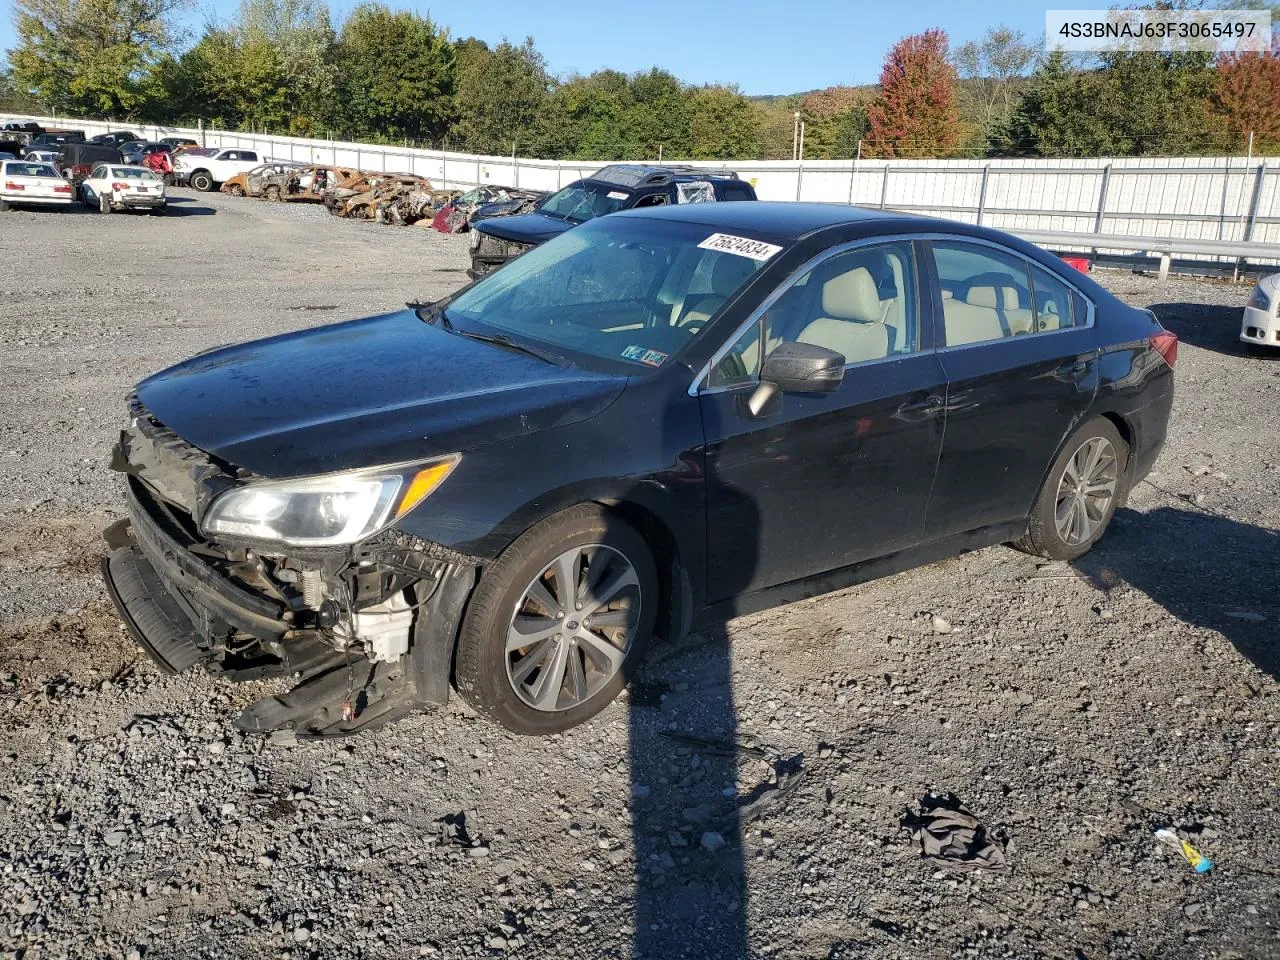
[931,241,1035,345]
[709,240,920,387]
[1029,263,1077,331]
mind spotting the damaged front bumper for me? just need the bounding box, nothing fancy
[102,401,477,737]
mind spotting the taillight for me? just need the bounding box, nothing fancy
[111,182,129,191]
[1150,331,1178,369]
[53,185,71,194]
[1061,255,1091,274]
[4,180,24,191]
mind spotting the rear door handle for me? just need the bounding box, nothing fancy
[897,394,945,417]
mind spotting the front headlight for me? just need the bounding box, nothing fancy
[200,455,459,547]
[1247,286,1272,312]
[469,229,482,250]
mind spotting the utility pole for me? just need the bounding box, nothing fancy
[792,112,800,161]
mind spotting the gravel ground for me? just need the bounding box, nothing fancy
[0,191,1277,960]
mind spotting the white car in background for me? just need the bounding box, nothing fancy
[0,158,74,210]
[80,164,167,214]
[1242,273,1280,348]
[23,148,60,165]
[174,147,264,191]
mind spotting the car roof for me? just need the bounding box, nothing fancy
[611,201,917,239]
[587,163,746,189]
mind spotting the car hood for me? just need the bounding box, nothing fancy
[134,309,626,478]
[478,212,574,245]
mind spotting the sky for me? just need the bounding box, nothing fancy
[2,0,1054,96]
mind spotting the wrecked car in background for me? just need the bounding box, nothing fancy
[57,142,125,184]
[221,162,303,198]
[430,186,547,234]
[324,171,456,225]
[262,164,359,203]
[467,163,757,279]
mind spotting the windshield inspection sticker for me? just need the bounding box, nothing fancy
[622,345,669,367]
[607,190,628,200]
[697,233,783,262]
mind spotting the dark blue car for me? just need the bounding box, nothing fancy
[468,163,757,279]
[104,202,1175,738]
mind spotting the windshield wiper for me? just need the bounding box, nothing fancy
[436,311,567,366]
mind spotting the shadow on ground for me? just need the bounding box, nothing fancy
[1148,301,1278,358]
[1074,506,1280,682]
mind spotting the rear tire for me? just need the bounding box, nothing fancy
[190,171,213,192]
[455,504,658,735]
[99,192,111,214]
[265,185,281,201]
[0,197,9,212]
[228,184,244,197]
[1014,417,1128,561]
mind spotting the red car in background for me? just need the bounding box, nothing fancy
[143,150,175,184]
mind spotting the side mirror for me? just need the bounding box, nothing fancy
[760,341,845,394]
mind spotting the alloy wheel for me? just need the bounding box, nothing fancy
[1055,436,1118,546]
[505,545,640,712]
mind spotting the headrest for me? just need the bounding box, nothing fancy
[966,285,1018,310]
[822,267,882,323]
[710,255,756,295]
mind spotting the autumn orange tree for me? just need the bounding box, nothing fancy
[866,29,960,158]
[1211,40,1280,152]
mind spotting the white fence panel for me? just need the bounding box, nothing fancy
[6,111,1277,264]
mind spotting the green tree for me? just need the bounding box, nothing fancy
[799,86,872,158]
[1005,48,1218,156]
[333,4,455,141]
[165,27,288,129]
[8,0,187,116]
[688,85,761,159]
[452,37,550,154]
[235,0,336,133]
[541,70,636,159]
[954,26,1036,144]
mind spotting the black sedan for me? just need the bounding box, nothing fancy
[102,203,1175,736]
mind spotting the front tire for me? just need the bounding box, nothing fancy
[455,505,658,734]
[228,184,244,197]
[190,171,213,192]
[99,192,111,214]
[1015,417,1128,561]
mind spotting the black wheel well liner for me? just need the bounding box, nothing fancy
[594,497,691,645]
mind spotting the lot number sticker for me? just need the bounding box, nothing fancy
[697,233,783,261]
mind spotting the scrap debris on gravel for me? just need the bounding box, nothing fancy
[0,192,1277,960]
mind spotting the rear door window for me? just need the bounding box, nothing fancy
[719,184,754,202]
[240,151,259,162]
[931,242,1034,346]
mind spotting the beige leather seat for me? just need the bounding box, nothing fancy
[943,284,1032,344]
[795,266,889,364]
[674,255,759,329]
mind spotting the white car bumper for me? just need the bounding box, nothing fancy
[1,192,73,205]
[1241,304,1280,347]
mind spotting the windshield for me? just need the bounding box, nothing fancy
[444,216,783,372]
[110,168,159,180]
[539,182,632,224]
[5,162,58,177]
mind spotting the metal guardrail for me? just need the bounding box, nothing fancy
[1012,228,1280,278]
